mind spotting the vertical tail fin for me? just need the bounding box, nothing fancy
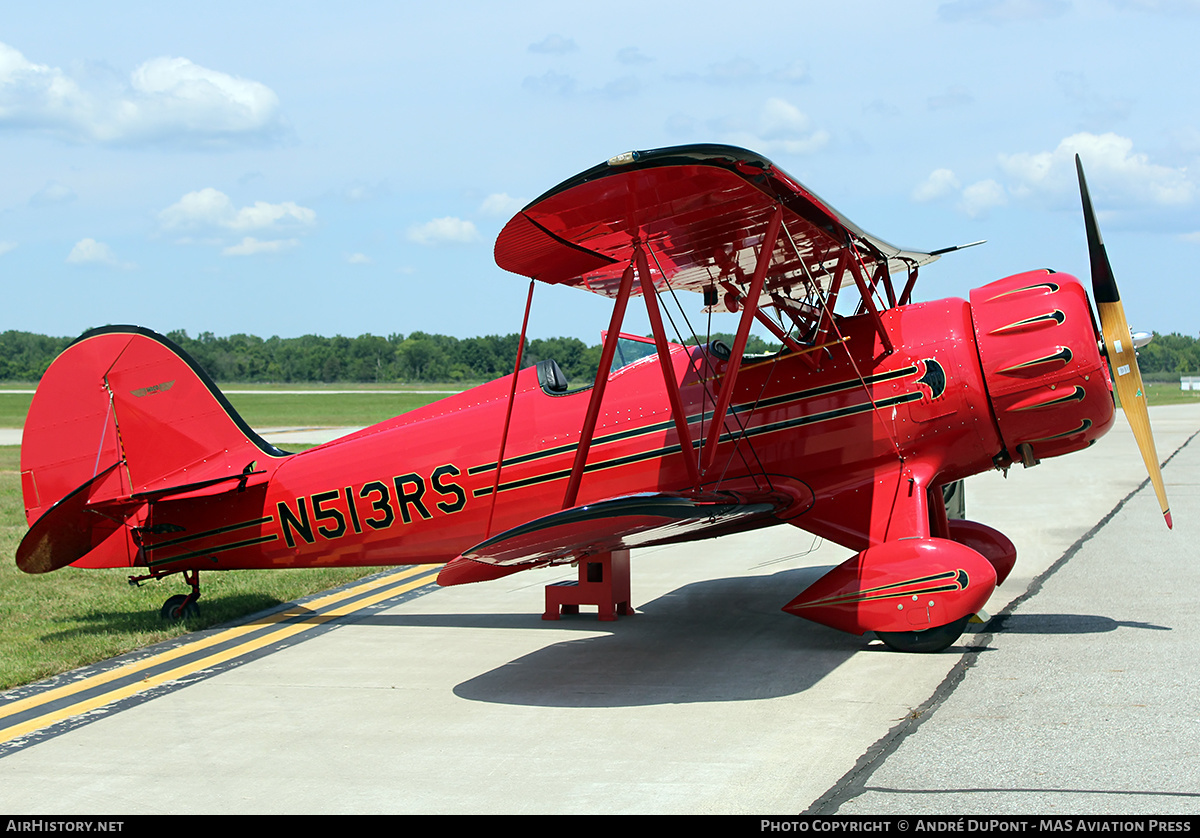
[18,326,288,571]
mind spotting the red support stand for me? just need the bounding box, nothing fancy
[543,550,634,622]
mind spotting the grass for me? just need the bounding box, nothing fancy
[223,391,452,428]
[0,383,459,429]
[0,392,33,428]
[1125,381,1200,407]
[218,382,470,391]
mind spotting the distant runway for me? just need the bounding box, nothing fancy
[225,389,462,394]
[0,406,1197,814]
[0,385,463,448]
[0,425,367,447]
[0,389,461,394]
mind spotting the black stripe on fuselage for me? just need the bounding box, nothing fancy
[142,516,274,553]
[467,364,921,478]
[145,534,279,568]
[471,389,925,498]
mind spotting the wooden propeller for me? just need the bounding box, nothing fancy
[1076,154,1172,528]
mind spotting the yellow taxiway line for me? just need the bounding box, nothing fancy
[0,565,441,746]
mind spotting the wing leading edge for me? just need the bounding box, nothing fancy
[437,489,798,586]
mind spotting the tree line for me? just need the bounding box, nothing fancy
[0,329,779,384]
[3,328,1198,384]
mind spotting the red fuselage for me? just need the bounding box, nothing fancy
[126,270,1113,575]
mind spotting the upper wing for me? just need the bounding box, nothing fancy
[494,144,939,311]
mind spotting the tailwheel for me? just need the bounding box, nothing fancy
[160,594,200,621]
[875,615,972,653]
[159,569,202,622]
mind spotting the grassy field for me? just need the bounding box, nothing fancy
[0,386,459,691]
[1122,381,1200,406]
[223,390,459,428]
[4,379,1199,428]
[0,384,462,429]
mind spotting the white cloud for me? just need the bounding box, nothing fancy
[1111,0,1200,14]
[523,70,641,100]
[406,217,481,246]
[672,59,809,87]
[66,238,132,267]
[723,98,829,156]
[600,75,641,99]
[772,60,811,84]
[160,188,231,228]
[522,71,576,96]
[760,98,829,153]
[126,57,280,140]
[160,188,316,231]
[222,237,299,256]
[528,35,577,55]
[479,193,524,217]
[958,179,1008,218]
[938,0,1070,23]
[999,132,1194,206]
[0,241,16,256]
[343,182,387,203]
[230,199,315,230]
[617,47,653,65]
[29,181,76,206]
[0,42,283,146]
[927,85,974,111]
[170,236,224,247]
[705,57,761,85]
[924,134,1196,221]
[913,169,962,202]
[346,252,372,264]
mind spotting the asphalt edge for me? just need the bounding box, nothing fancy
[802,426,1200,816]
[0,566,443,757]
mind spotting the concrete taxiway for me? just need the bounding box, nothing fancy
[0,406,1197,814]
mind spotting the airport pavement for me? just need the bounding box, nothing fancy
[0,406,1196,815]
[821,406,1200,815]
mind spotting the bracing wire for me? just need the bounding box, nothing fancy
[648,247,768,488]
[816,235,905,463]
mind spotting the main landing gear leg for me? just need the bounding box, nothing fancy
[159,569,201,621]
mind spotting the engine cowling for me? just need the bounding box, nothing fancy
[970,270,1115,465]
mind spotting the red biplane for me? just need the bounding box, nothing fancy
[16,145,1170,652]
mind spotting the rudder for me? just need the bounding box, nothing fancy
[19,326,288,570]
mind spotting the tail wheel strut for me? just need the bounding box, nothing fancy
[160,569,201,621]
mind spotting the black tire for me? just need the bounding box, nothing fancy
[160,595,200,621]
[875,615,971,653]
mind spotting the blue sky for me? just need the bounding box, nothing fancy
[2,0,1198,343]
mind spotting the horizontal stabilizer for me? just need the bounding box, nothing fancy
[16,464,140,574]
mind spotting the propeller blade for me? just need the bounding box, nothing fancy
[1076,155,1172,528]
